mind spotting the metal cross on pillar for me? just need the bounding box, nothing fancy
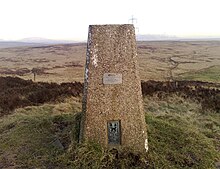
[129,15,137,24]
[128,15,139,32]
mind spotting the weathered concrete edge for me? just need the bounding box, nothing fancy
[79,25,92,143]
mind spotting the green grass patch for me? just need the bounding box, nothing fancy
[146,115,218,168]
[178,65,220,83]
[0,96,219,168]
[145,94,220,168]
[0,97,82,168]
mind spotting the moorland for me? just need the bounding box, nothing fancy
[0,41,220,83]
[0,41,219,168]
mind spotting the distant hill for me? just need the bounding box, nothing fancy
[0,38,79,49]
[20,37,78,44]
[178,37,220,41]
[0,41,44,48]
[136,34,220,41]
[136,34,178,41]
[1,36,220,49]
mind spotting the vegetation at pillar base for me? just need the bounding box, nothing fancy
[0,91,219,168]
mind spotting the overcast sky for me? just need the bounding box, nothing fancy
[0,0,220,41]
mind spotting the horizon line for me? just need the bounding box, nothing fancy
[1,34,220,42]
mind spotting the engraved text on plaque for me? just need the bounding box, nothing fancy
[103,73,122,85]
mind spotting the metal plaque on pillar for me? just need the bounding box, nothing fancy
[107,120,121,145]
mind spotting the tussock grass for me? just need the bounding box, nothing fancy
[145,94,220,168]
[0,97,81,168]
[0,95,219,168]
[58,142,148,169]
[146,115,218,168]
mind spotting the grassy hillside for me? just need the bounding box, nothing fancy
[178,65,220,83]
[144,94,220,168]
[0,94,219,168]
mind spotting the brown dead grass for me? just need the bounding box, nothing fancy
[0,41,220,83]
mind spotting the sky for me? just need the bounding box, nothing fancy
[0,0,220,41]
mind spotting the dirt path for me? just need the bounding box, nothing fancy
[167,55,180,81]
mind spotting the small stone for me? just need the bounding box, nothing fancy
[216,162,220,169]
[52,138,64,150]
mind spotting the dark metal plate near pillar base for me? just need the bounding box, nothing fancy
[107,120,121,145]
